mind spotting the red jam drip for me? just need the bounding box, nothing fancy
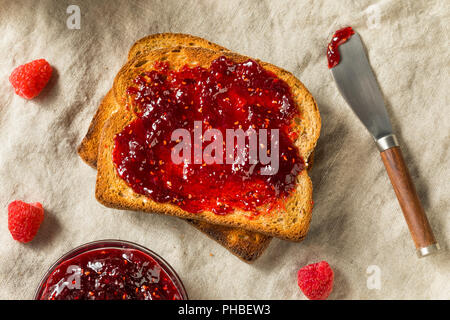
[327,26,355,68]
[113,56,304,215]
[38,248,181,300]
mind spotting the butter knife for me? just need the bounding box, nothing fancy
[330,30,440,257]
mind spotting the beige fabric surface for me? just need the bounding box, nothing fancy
[0,0,448,299]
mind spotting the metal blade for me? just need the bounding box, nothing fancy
[331,32,393,140]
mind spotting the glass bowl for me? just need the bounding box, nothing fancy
[35,239,188,300]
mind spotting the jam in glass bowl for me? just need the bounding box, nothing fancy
[35,240,187,300]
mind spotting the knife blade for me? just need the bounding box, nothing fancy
[330,30,440,257]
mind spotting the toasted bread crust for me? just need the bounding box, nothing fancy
[96,46,321,241]
[187,219,271,262]
[127,33,228,61]
[78,90,116,168]
[78,34,273,262]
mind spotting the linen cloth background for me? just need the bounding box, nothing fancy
[0,0,448,299]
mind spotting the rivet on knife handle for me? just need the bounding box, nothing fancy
[377,136,440,257]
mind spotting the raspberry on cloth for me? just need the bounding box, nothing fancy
[9,59,52,99]
[8,200,45,243]
[297,261,334,300]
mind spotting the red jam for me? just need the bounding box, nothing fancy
[327,26,355,68]
[38,248,182,300]
[113,56,304,215]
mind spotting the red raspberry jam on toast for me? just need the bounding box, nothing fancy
[37,247,183,300]
[113,56,304,215]
[327,26,355,69]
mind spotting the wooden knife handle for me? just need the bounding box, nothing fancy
[380,146,437,251]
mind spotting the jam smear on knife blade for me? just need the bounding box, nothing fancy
[327,26,355,69]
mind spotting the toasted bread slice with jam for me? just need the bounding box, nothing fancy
[78,34,272,261]
[96,46,321,241]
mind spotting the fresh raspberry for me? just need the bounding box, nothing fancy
[297,261,334,300]
[9,59,52,99]
[8,200,45,243]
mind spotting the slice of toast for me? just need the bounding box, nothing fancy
[78,34,272,261]
[96,46,321,241]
